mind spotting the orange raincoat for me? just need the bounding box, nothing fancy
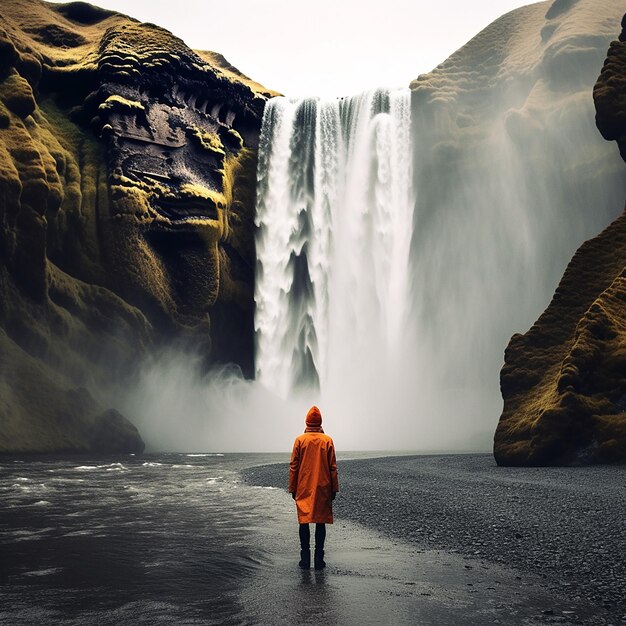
[289,406,339,524]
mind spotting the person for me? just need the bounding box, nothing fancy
[289,405,339,570]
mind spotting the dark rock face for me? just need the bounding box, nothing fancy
[494,14,626,466]
[0,0,271,452]
[86,22,265,357]
[595,13,626,160]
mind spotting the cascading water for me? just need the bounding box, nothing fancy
[122,3,626,453]
[253,72,624,452]
[255,89,414,400]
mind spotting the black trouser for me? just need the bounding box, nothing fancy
[299,523,326,551]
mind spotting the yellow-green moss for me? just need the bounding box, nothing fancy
[495,214,626,465]
[98,94,145,113]
[224,127,243,150]
[0,71,36,118]
[186,125,225,156]
[177,182,225,207]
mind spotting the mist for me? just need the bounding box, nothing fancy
[118,1,625,454]
[118,354,290,452]
[406,0,626,448]
[118,349,494,452]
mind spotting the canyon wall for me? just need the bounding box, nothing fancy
[495,12,626,465]
[408,0,626,454]
[0,0,272,452]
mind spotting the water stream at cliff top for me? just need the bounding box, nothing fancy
[255,89,414,399]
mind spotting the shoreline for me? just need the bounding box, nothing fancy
[2,451,623,624]
[242,453,626,623]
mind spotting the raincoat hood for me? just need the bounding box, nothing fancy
[305,406,323,428]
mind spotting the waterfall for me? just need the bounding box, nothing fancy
[119,4,626,453]
[255,89,414,399]
[254,82,624,451]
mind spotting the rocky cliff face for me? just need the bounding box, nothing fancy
[494,14,626,465]
[0,0,272,452]
[407,0,626,448]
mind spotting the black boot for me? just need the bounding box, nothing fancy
[314,548,325,570]
[299,549,310,569]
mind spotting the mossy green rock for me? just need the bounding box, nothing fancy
[0,0,273,452]
[494,13,626,466]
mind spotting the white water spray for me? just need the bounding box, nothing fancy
[120,3,626,453]
[255,89,414,401]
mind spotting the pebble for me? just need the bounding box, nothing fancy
[243,454,626,623]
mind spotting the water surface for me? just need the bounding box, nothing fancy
[0,453,287,624]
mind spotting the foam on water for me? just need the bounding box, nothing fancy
[75,463,128,471]
[186,453,225,457]
[23,568,62,577]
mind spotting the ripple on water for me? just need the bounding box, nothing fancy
[63,529,95,537]
[10,527,56,541]
[74,463,128,472]
[123,485,154,499]
[11,482,46,492]
[11,530,39,537]
[186,453,224,457]
[0,451,286,624]
[24,568,62,577]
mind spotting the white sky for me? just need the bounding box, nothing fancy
[49,0,536,97]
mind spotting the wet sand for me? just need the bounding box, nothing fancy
[1,453,623,625]
[242,453,626,625]
[238,494,595,625]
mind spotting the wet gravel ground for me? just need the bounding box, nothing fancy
[242,454,626,624]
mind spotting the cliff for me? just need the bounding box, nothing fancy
[408,0,626,450]
[0,0,272,452]
[494,13,626,465]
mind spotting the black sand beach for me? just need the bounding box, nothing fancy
[2,452,624,625]
[243,453,626,624]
